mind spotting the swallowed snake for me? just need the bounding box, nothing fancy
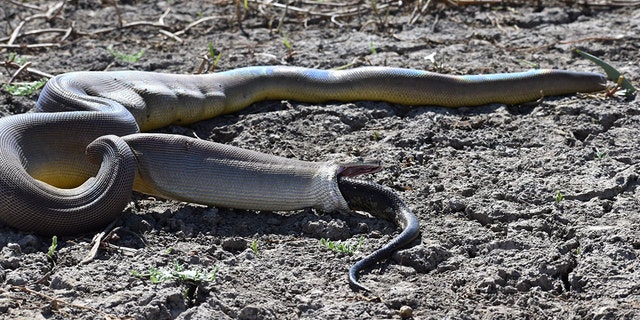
[0,66,606,291]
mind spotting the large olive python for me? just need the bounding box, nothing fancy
[0,66,606,291]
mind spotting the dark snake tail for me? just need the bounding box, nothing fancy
[337,176,420,292]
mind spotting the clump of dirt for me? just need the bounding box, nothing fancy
[0,1,638,319]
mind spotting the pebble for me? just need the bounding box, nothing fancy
[399,305,413,319]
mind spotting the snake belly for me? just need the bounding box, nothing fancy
[0,66,606,288]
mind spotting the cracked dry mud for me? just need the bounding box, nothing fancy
[1,1,639,319]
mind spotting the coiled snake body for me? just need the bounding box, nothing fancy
[0,66,606,290]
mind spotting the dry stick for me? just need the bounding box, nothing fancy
[173,16,225,36]
[159,29,183,43]
[5,2,64,46]
[81,21,167,36]
[158,7,171,25]
[236,0,249,37]
[59,25,73,43]
[7,20,27,45]
[7,61,32,84]
[0,27,72,44]
[83,7,172,36]
[112,0,124,27]
[81,219,118,264]
[44,1,65,20]
[298,0,363,7]
[82,220,140,265]
[0,43,61,49]
[277,0,290,30]
[0,61,54,79]
[249,0,380,18]
[7,0,44,11]
[409,0,432,25]
[156,8,182,42]
[10,285,102,314]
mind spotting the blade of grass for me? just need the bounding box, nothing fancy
[575,49,636,95]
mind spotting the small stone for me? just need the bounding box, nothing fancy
[399,305,413,319]
[221,237,247,251]
[6,243,21,255]
[5,272,26,286]
[19,235,40,249]
[238,306,260,320]
[447,198,466,212]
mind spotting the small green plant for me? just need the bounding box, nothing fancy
[320,237,364,255]
[372,131,380,141]
[251,239,259,255]
[554,190,564,203]
[369,40,377,55]
[594,147,609,159]
[47,236,58,259]
[281,34,292,51]
[7,52,28,65]
[107,46,145,63]
[3,78,47,96]
[575,49,636,96]
[208,42,222,70]
[132,260,218,284]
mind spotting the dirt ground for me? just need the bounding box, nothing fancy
[1,1,639,319]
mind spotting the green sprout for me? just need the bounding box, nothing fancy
[7,52,28,65]
[575,49,636,96]
[554,190,564,203]
[47,236,58,259]
[208,42,222,71]
[3,78,47,96]
[107,46,145,63]
[369,40,377,55]
[251,239,259,255]
[281,34,292,51]
[132,260,218,284]
[320,237,364,255]
[594,147,609,159]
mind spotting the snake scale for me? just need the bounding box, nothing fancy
[0,66,606,291]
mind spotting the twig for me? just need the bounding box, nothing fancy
[0,27,72,43]
[159,29,183,43]
[5,2,64,45]
[7,20,26,46]
[7,61,32,84]
[158,7,171,25]
[249,0,386,18]
[10,285,102,314]
[236,0,249,37]
[81,219,118,264]
[0,43,61,49]
[44,1,65,21]
[112,0,124,27]
[7,0,44,11]
[0,61,54,79]
[409,0,432,25]
[174,16,225,36]
[277,0,290,31]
